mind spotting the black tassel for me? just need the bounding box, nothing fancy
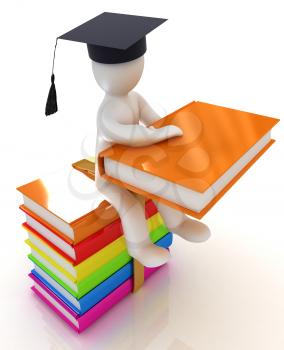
[45,38,58,116]
[45,74,58,116]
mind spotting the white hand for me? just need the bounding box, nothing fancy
[152,125,183,142]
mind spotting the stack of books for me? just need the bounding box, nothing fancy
[17,165,173,332]
[17,101,279,333]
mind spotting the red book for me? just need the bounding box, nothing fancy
[21,200,158,265]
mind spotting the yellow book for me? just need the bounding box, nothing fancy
[26,213,165,283]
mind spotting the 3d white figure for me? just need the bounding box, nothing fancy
[92,56,210,267]
[46,13,211,267]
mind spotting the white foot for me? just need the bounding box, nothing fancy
[128,244,170,268]
[171,219,211,243]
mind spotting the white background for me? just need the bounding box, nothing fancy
[1,0,284,349]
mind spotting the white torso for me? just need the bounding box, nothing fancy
[94,91,144,181]
[95,91,140,157]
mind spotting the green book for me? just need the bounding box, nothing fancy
[29,224,169,299]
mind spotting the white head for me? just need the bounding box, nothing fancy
[91,56,144,96]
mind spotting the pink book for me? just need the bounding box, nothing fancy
[31,263,161,333]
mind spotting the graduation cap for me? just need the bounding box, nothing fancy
[45,12,167,116]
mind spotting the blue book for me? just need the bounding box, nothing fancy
[30,232,173,315]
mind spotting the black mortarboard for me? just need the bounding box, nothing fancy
[45,12,167,116]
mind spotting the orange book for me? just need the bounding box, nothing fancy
[98,101,279,219]
[17,167,120,244]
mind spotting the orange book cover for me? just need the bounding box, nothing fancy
[17,166,120,244]
[98,101,279,219]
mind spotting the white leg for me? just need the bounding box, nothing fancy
[96,176,170,267]
[155,201,211,243]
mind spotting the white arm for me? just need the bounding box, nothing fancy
[136,92,161,126]
[98,101,182,147]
